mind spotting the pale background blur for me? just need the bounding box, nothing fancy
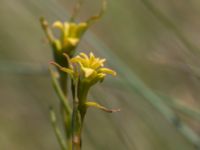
[0,0,200,150]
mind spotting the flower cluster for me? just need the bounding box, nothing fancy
[52,21,88,55]
[52,52,116,87]
[40,18,89,58]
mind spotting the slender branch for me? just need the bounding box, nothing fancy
[86,0,107,26]
[40,17,55,43]
[72,79,82,150]
[49,107,67,150]
[70,0,85,22]
[49,67,72,149]
[49,67,71,115]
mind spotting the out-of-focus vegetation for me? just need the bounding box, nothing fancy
[0,0,200,150]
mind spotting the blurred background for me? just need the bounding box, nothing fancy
[1,0,200,149]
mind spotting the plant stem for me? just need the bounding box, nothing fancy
[50,68,72,149]
[59,73,73,150]
[72,80,82,150]
[50,107,67,150]
[72,108,81,150]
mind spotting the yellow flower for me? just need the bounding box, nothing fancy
[40,18,90,68]
[52,21,88,52]
[71,52,116,79]
[40,0,106,57]
[52,52,116,85]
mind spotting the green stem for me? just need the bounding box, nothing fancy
[72,80,82,150]
[49,68,71,115]
[59,71,67,94]
[71,108,82,150]
[78,83,90,122]
[49,68,72,150]
[50,107,67,150]
[59,73,73,150]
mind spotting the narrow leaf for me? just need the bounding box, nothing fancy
[49,107,67,150]
[49,67,72,116]
[85,101,120,113]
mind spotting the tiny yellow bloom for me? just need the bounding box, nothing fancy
[70,52,116,81]
[52,21,88,52]
[52,52,116,86]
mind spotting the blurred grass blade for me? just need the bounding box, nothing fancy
[0,61,48,75]
[140,0,200,53]
[85,30,200,148]
[161,95,200,123]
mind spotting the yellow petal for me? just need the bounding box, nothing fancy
[91,58,105,69]
[52,21,64,30]
[76,23,88,37]
[97,73,106,78]
[85,101,120,113]
[98,68,116,76]
[63,22,70,37]
[78,22,88,28]
[99,58,106,66]
[80,52,89,60]
[89,52,95,60]
[70,56,82,63]
[71,56,89,67]
[68,38,79,46]
[68,23,77,37]
[82,67,95,78]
